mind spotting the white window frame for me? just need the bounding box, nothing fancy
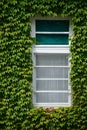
[31,16,73,107]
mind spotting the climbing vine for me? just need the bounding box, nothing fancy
[0,0,87,129]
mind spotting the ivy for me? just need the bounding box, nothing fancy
[0,0,87,129]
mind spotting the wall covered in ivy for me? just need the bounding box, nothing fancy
[0,0,87,129]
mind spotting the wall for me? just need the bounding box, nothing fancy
[0,0,87,129]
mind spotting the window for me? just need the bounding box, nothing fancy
[31,17,72,107]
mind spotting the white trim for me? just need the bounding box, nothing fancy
[30,18,35,37]
[35,66,69,68]
[34,103,71,107]
[35,90,71,92]
[32,45,70,54]
[36,78,68,80]
[36,32,69,34]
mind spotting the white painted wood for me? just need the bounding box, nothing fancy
[35,90,69,93]
[36,78,68,80]
[34,66,69,68]
[36,32,69,34]
[32,45,70,54]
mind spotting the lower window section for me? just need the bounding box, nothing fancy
[36,92,68,103]
[36,80,68,91]
[32,46,71,107]
[36,67,69,78]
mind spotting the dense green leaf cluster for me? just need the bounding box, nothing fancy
[23,107,87,130]
[0,0,87,129]
[0,0,33,129]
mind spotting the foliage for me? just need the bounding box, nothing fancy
[0,0,87,129]
[23,107,87,130]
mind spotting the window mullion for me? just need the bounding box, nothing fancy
[36,32,69,34]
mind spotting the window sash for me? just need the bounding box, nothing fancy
[32,47,71,107]
[35,20,69,45]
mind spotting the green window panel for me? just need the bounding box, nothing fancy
[36,20,69,32]
[36,34,68,45]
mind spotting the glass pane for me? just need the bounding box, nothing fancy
[36,80,68,91]
[36,34,68,45]
[36,20,69,32]
[36,54,68,66]
[36,92,68,103]
[36,67,69,78]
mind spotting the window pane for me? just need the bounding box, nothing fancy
[36,93,68,103]
[36,20,69,32]
[36,67,68,78]
[36,54,68,66]
[36,80,68,91]
[36,34,68,45]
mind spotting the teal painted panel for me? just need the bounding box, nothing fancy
[36,20,69,32]
[36,34,68,45]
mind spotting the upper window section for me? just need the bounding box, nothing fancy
[36,20,69,32]
[35,20,69,45]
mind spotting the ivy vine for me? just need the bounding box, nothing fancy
[0,0,87,129]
